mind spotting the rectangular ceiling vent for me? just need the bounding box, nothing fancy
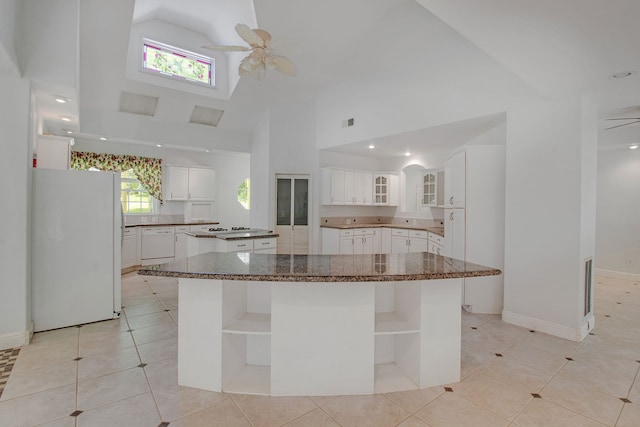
[189,106,224,127]
[119,92,158,116]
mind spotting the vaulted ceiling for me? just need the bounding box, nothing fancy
[14,0,640,154]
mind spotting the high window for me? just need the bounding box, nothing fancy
[142,38,214,87]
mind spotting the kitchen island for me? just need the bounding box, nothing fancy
[139,252,500,396]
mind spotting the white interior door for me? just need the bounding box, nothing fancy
[276,175,310,254]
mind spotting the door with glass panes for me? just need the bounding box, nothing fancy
[275,175,310,254]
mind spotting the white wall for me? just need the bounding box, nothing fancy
[72,140,250,227]
[0,0,20,76]
[503,96,597,340]
[250,110,271,230]
[0,76,32,349]
[595,149,640,277]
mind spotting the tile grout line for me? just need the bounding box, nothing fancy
[124,281,168,425]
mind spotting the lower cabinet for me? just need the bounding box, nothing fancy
[174,226,189,259]
[122,227,138,269]
[323,228,376,254]
[391,229,429,253]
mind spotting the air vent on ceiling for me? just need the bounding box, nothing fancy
[118,92,158,116]
[189,106,224,127]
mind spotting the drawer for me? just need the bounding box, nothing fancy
[226,240,254,252]
[354,228,374,236]
[429,233,444,245]
[175,226,188,233]
[254,237,277,250]
[409,230,429,239]
[339,230,354,237]
[391,228,409,237]
[123,228,136,236]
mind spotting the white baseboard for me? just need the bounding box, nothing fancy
[502,310,592,342]
[0,322,33,350]
[595,269,640,281]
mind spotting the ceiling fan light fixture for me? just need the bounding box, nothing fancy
[609,70,636,79]
[203,23,296,78]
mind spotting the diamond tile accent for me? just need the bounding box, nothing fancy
[529,330,536,333]
[471,327,477,330]
[70,410,83,417]
[74,357,83,361]
[495,353,503,357]
[138,363,148,368]
[531,393,542,398]
[444,387,453,392]
[605,315,611,318]
[565,357,574,361]
[0,347,20,398]
[127,329,134,332]
[158,422,170,427]
[620,398,632,403]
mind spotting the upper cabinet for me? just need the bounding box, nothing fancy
[421,169,444,208]
[36,135,72,170]
[373,173,399,206]
[321,168,396,206]
[444,150,465,208]
[164,166,216,201]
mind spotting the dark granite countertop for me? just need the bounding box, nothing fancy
[185,230,279,240]
[138,252,501,282]
[320,223,445,237]
[125,221,219,228]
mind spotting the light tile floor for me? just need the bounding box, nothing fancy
[0,273,638,426]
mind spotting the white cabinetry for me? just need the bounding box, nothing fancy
[174,226,189,259]
[321,169,345,205]
[165,166,215,201]
[391,229,429,253]
[122,227,138,269]
[321,168,390,206]
[322,228,378,254]
[444,145,505,314]
[428,233,445,256]
[444,151,465,208]
[36,135,72,170]
[373,174,399,206]
[422,169,444,207]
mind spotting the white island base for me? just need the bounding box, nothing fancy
[178,278,462,397]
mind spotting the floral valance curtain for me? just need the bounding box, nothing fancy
[71,152,163,202]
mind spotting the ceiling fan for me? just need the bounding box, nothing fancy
[202,23,296,77]
[604,117,640,130]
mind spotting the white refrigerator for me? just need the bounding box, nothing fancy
[32,168,122,332]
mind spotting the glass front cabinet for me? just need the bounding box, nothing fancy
[421,169,444,208]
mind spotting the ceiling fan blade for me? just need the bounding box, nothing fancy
[201,45,251,52]
[266,53,297,76]
[604,117,640,120]
[235,23,264,48]
[604,120,640,130]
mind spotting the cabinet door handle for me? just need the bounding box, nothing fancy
[449,196,454,205]
[449,212,454,221]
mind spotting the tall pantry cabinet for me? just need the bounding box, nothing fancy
[444,145,505,314]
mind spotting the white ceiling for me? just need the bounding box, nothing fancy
[25,0,640,153]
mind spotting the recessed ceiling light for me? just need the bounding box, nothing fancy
[368,144,375,149]
[54,96,69,103]
[99,137,108,141]
[610,71,636,79]
[204,149,210,153]
[156,144,162,148]
[60,116,72,122]
[629,144,639,150]
[404,151,411,157]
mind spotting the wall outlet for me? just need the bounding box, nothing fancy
[152,216,158,223]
